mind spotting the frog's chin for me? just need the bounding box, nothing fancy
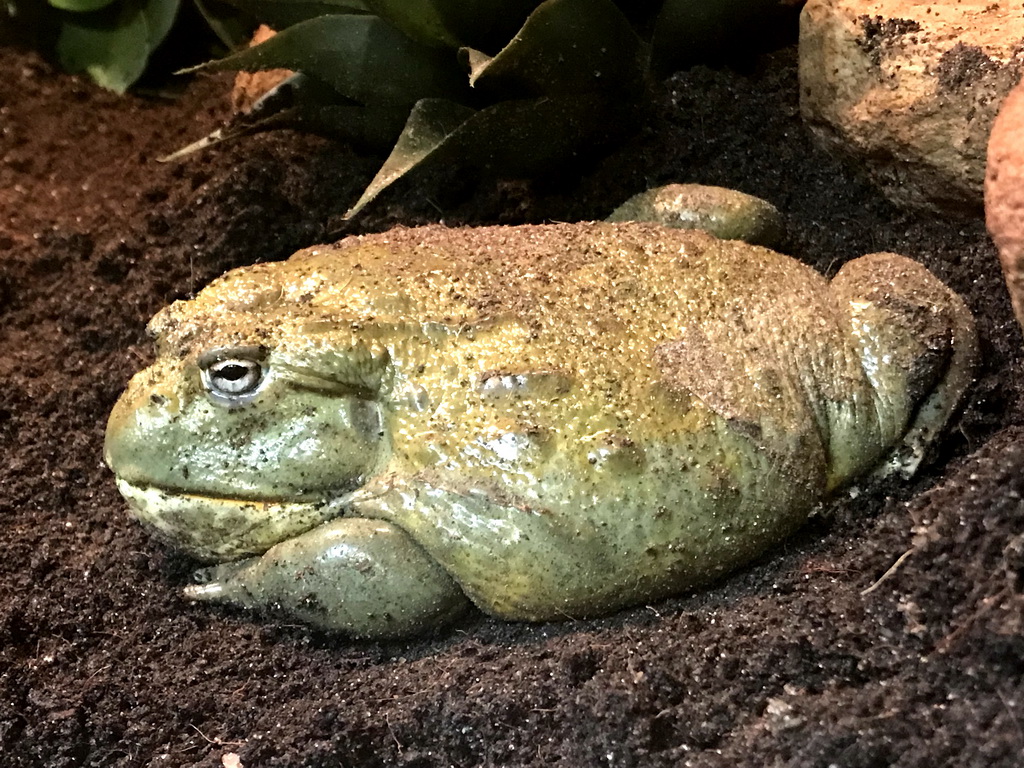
[114,479,351,563]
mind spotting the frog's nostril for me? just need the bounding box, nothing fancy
[150,394,169,407]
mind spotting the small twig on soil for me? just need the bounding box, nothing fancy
[84,664,111,684]
[188,724,245,748]
[996,686,1024,748]
[385,714,403,752]
[860,548,916,596]
[934,586,1009,655]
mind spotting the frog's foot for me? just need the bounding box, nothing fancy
[831,253,978,480]
[183,518,470,639]
[605,184,785,247]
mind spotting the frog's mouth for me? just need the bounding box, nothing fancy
[115,479,353,563]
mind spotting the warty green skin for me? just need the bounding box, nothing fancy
[105,222,977,638]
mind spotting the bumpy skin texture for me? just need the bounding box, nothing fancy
[105,222,977,637]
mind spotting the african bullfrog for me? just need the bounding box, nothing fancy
[104,204,977,638]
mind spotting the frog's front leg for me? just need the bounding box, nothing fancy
[183,518,470,638]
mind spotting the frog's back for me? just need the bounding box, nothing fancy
[277,223,839,395]
[288,221,825,336]
[295,224,865,620]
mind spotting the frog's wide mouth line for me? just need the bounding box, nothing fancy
[114,479,352,561]
[114,478,320,507]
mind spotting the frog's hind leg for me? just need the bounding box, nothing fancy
[830,253,978,479]
[184,518,471,638]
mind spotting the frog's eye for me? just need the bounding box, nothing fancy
[207,358,262,393]
[198,347,268,406]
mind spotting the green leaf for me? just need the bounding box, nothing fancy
[163,71,405,160]
[188,14,468,107]
[345,98,475,217]
[233,72,409,149]
[193,0,253,48]
[258,103,409,149]
[161,103,406,162]
[220,0,369,30]
[56,0,180,92]
[361,0,459,48]
[468,0,647,99]
[48,0,118,12]
[142,0,177,44]
[345,92,635,218]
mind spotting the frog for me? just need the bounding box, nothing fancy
[104,196,977,639]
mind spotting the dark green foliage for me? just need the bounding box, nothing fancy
[193,14,469,106]
[193,0,664,215]
[39,0,182,92]
[13,0,794,214]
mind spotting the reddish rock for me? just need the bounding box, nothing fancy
[986,78,1024,331]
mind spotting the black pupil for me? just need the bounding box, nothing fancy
[219,363,250,381]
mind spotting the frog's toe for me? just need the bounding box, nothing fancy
[183,559,257,604]
[183,569,230,602]
[183,581,222,601]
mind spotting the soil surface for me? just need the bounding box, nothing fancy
[3,39,1024,768]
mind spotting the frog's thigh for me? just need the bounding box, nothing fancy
[184,518,471,638]
[830,253,978,477]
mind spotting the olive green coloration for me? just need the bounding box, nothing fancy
[105,221,977,638]
[186,518,471,638]
[608,184,785,247]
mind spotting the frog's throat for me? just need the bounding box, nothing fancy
[114,479,353,563]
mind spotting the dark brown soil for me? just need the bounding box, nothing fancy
[3,40,1024,768]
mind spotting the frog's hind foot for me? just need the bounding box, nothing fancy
[184,518,470,639]
[831,253,978,479]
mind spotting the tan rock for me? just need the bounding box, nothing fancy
[986,77,1024,331]
[800,0,1024,214]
